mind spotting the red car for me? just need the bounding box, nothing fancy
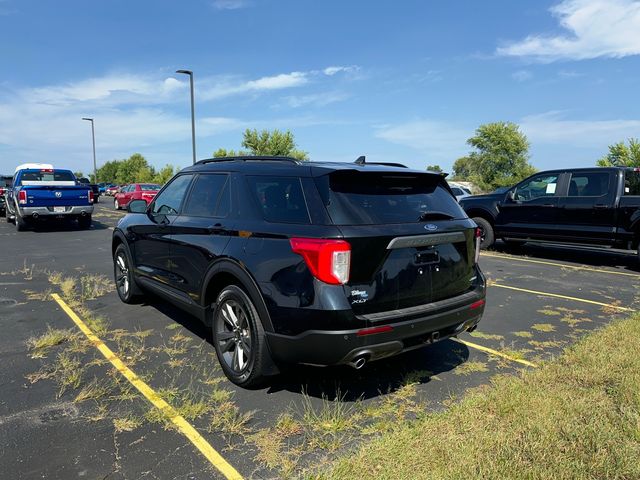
[114,183,161,210]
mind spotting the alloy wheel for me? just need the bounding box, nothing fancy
[215,299,253,374]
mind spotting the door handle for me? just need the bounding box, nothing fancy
[207,223,225,234]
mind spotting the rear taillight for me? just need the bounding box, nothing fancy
[88,190,94,204]
[18,190,27,205]
[290,238,351,285]
[474,227,481,265]
[0,188,4,196]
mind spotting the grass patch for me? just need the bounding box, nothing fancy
[26,327,76,358]
[323,314,640,480]
[453,360,489,376]
[537,309,561,316]
[531,323,556,333]
[469,331,504,341]
[113,416,142,433]
[512,330,533,338]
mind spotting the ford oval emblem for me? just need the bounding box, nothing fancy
[424,224,438,231]
[55,191,62,198]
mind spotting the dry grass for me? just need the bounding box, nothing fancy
[469,331,504,341]
[453,360,489,376]
[531,323,556,333]
[323,314,640,480]
[26,327,77,358]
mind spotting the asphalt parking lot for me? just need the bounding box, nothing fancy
[1,204,638,479]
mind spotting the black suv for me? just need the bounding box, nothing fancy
[112,157,486,386]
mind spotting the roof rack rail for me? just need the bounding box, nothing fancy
[196,156,300,165]
[353,155,407,168]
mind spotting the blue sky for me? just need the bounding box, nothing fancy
[1,0,639,175]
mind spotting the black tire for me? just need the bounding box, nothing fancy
[78,215,92,229]
[113,244,142,304]
[472,216,494,249]
[212,285,271,388]
[15,210,27,231]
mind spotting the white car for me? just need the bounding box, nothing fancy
[449,184,472,201]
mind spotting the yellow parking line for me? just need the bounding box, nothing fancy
[51,293,243,480]
[453,338,538,368]
[492,284,635,312]
[482,252,640,278]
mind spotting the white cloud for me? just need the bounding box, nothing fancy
[323,65,359,76]
[520,111,640,147]
[283,91,349,108]
[512,70,532,82]
[497,0,640,61]
[212,0,250,10]
[375,120,470,161]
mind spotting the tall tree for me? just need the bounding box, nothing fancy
[426,164,443,173]
[597,138,640,167]
[153,165,177,185]
[115,153,153,184]
[96,160,121,184]
[457,122,536,191]
[213,129,309,160]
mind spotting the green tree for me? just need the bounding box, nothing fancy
[115,153,153,184]
[73,171,85,180]
[96,160,121,184]
[451,156,473,179]
[153,165,177,185]
[426,164,443,173]
[213,129,309,161]
[458,122,536,191]
[597,138,640,167]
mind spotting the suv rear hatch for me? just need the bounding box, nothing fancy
[314,170,477,317]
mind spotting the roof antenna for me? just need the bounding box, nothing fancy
[355,155,366,165]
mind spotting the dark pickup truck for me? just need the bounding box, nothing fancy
[459,167,640,258]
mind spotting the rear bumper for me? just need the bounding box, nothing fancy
[265,286,485,366]
[19,205,94,218]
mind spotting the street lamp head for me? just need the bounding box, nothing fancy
[176,69,193,75]
[82,117,93,121]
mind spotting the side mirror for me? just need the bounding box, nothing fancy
[127,199,148,213]
[506,190,516,202]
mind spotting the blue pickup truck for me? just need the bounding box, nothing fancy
[5,164,94,231]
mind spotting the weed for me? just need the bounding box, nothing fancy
[532,323,556,332]
[537,309,561,316]
[469,331,504,341]
[454,360,489,376]
[208,401,255,437]
[74,378,111,403]
[275,412,304,437]
[26,327,76,358]
[113,416,142,433]
[512,331,533,338]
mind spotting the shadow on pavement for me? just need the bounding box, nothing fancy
[144,293,469,402]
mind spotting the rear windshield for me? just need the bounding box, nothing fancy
[315,171,466,225]
[140,184,161,191]
[18,170,75,185]
[247,176,310,224]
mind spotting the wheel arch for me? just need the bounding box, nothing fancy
[466,208,495,226]
[201,258,274,333]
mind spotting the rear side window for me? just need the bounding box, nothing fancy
[183,174,229,218]
[568,172,610,197]
[140,184,161,191]
[624,171,640,195]
[247,176,310,224]
[314,171,466,225]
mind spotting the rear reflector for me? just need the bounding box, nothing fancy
[474,227,481,264]
[290,238,351,285]
[18,190,27,205]
[470,299,485,310]
[356,325,393,336]
[88,190,94,203]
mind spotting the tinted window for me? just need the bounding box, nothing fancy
[514,174,559,201]
[625,171,640,195]
[151,175,192,215]
[315,172,465,225]
[19,170,75,184]
[247,176,310,224]
[183,174,229,217]
[568,172,609,197]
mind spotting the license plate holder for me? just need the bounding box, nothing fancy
[53,206,66,213]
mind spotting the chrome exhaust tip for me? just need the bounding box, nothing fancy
[347,356,367,370]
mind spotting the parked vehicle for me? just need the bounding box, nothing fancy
[459,167,640,258]
[112,156,486,386]
[114,183,161,210]
[105,185,120,196]
[98,182,114,194]
[449,183,472,202]
[0,174,12,217]
[77,177,100,203]
[6,165,94,230]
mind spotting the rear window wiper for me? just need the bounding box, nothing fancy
[418,211,455,221]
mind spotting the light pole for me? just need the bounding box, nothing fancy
[81,117,97,183]
[176,69,196,165]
